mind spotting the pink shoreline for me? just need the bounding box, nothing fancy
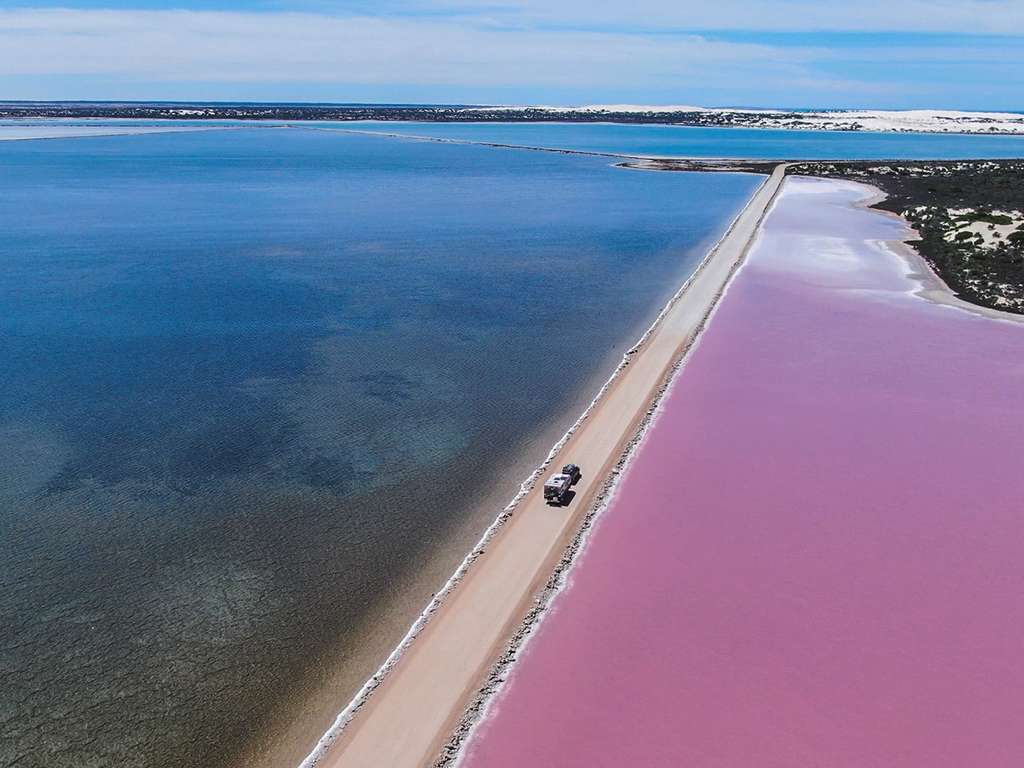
[461,177,1024,767]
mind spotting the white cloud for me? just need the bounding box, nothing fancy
[0,5,1019,107]
[391,0,1024,35]
[0,8,825,87]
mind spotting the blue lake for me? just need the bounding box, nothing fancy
[339,121,1024,159]
[0,127,759,767]
[6,118,1024,159]
[5,119,1019,767]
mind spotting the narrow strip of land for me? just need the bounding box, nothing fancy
[307,126,778,172]
[313,164,788,768]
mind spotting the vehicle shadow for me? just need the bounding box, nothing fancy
[547,490,576,507]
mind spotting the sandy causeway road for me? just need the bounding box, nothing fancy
[315,164,788,768]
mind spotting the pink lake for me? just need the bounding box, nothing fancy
[462,177,1024,768]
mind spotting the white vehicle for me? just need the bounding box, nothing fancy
[543,463,582,505]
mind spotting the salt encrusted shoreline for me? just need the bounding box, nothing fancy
[442,174,1024,767]
[454,176,1024,768]
[436,208,758,768]
[302,164,786,768]
[297,168,780,768]
[792,160,1024,314]
[294,140,1021,768]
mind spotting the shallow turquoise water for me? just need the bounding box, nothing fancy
[338,121,1024,159]
[0,127,759,767]
[7,118,1024,159]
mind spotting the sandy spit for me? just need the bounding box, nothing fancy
[297,165,788,768]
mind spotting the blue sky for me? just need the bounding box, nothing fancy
[1,1,1022,109]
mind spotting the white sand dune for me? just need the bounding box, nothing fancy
[465,105,1024,135]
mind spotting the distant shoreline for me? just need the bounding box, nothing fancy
[3,104,1024,136]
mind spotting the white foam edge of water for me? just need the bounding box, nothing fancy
[444,189,777,768]
[444,324,697,768]
[296,168,775,768]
